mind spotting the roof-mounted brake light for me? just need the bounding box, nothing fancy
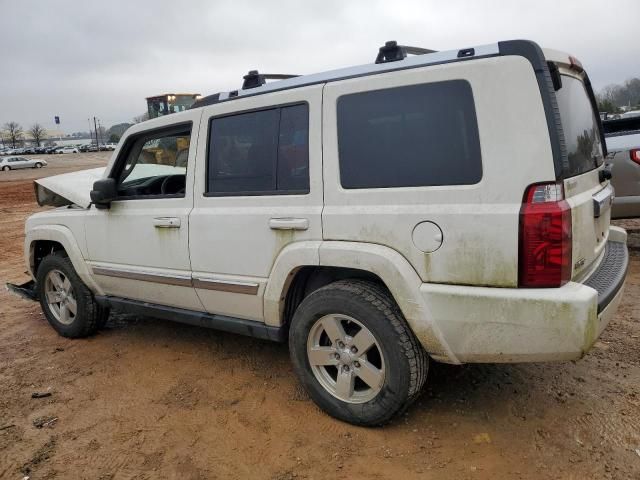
[568,55,584,73]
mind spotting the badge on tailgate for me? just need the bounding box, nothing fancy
[592,185,614,218]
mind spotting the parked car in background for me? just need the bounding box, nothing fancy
[4,148,24,155]
[621,110,640,119]
[45,146,59,154]
[79,144,99,152]
[56,146,79,154]
[0,156,47,171]
[603,116,640,218]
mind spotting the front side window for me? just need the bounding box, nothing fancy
[207,104,309,195]
[337,80,482,189]
[115,126,191,198]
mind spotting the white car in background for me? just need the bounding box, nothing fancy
[56,146,79,154]
[0,156,47,171]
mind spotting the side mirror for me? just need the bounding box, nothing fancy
[90,178,117,209]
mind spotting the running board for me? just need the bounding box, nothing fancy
[95,296,286,342]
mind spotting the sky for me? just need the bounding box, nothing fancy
[0,0,638,133]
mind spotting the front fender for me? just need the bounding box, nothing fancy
[25,225,103,295]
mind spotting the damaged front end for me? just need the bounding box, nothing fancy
[34,167,105,208]
[34,183,75,208]
[6,280,38,301]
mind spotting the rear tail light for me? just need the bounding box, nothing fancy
[519,183,572,288]
[630,149,640,165]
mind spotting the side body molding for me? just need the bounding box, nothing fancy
[25,225,104,296]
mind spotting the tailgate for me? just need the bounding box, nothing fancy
[564,171,613,279]
[552,66,611,280]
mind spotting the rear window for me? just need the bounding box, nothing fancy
[337,80,482,189]
[556,75,604,178]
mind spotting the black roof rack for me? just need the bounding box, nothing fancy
[375,40,437,64]
[242,70,299,90]
[189,40,495,111]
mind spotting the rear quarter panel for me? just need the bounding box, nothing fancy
[322,55,555,287]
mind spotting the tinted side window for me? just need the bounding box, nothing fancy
[207,104,309,195]
[277,105,309,191]
[337,80,482,189]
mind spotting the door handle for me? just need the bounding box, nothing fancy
[269,217,309,231]
[153,217,181,228]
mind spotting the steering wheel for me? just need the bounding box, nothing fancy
[160,175,186,195]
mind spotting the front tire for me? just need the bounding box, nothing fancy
[2,166,10,171]
[289,280,428,426]
[35,162,42,168]
[36,252,109,338]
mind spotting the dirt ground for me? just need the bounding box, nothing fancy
[1,153,639,479]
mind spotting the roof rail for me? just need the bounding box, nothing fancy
[242,70,300,90]
[375,40,437,64]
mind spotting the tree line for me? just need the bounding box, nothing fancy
[2,122,48,148]
[0,117,144,148]
[597,77,640,113]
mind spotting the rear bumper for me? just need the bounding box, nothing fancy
[422,233,628,364]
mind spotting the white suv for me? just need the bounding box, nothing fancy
[11,40,629,426]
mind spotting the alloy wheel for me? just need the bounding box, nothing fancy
[307,314,385,403]
[44,269,77,325]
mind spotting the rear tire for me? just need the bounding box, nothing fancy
[289,279,428,426]
[36,252,109,338]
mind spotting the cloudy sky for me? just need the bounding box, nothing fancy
[1,0,638,132]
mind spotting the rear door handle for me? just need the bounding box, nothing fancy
[269,217,309,231]
[153,217,181,228]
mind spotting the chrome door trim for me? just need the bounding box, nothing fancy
[92,266,260,295]
[92,266,192,287]
[192,278,259,295]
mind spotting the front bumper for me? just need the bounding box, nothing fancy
[423,234,629,364]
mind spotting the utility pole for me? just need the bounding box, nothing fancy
[93,116,99,147]
[97,118,103,146]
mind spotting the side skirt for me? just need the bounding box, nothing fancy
[95,296,286,342]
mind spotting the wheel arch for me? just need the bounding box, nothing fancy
[26,225,103,295]
[264,240,455,361]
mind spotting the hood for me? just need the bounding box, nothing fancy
[35,167,106,208]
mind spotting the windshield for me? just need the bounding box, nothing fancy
[556,75,604,178]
